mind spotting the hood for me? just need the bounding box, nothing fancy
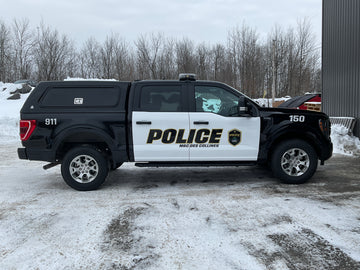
[258,107,328,117]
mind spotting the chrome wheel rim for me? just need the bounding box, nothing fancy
[281,148,310,177]
[69,155,98,183]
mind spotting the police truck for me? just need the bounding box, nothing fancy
[18,74,333,190]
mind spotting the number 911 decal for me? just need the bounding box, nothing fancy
[289,115,305,122]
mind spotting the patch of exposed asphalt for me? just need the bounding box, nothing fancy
[103,207,145,251]
[133,184,159,190]
[262,228,360,270]
[253,180,360,206]
[102,206,159,270]
[263,215,293,228]
[247,228,360,270]
[245,243,284,270]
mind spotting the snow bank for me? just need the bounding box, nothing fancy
[0,82,23,99]
[253,97,291,107]
[0,83,32,143]
[331,124,360,157]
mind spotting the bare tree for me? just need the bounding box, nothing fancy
[195,43,211,80]
[284,27,297,96]
[34,22,73,80]
[295,18,318,94]
[263,20,320,98]
[100,34,117,79]
[226,32,239,89]
[64,49,79,79]
[176,38,196,74]
[0,17,321,95]
[0,20,10,82]
[157,37,177,79]
[79,37,102,78]
[228,24,263,97]
[135,33,165,79]
[113,36,133,80]
[12,18,34,79]
[265,25,291,97]
[211,43,227,81]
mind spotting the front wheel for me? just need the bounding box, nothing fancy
[271,139,318,184]
[61,146,109,191]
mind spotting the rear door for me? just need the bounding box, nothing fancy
[132,83,189,161]
[189,84,261,161]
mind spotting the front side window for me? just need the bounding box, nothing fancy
[140,85,182,112]
[195,86,239,116]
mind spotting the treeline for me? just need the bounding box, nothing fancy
[0,18,320,98]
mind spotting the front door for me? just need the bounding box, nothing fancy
[189,85,260,161]
[132,84,189,161]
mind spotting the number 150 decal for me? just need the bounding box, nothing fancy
[289,115,305,122]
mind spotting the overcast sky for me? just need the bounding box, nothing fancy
[1,0,322,46]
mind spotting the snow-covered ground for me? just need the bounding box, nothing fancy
[0,83,360,269]
[1,143,360,269]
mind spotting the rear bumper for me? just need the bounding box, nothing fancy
[18,148,28,159]
[17,147,55,162]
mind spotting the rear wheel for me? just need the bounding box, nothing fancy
[61,146,109,191]
[271,139,318,184]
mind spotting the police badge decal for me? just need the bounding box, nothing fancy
[228,129,241,146]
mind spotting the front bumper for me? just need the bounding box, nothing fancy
[319,141,333,162]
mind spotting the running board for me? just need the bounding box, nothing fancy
[43,162,60,170]
[135,161,257,168]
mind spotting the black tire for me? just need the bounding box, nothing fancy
[271,139,318,184]
[61,146,109,191]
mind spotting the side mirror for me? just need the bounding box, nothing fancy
[238,96,249,115]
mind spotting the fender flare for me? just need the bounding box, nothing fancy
[53,125,117,156]
[259,126,322,161]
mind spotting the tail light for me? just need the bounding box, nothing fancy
[20,120,36,141]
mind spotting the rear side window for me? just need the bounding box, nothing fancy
[139,85,182,112]
[40,87,120,107]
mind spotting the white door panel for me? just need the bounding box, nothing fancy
[189,113,260,161]
[132,111,189,161]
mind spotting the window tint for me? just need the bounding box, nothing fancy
[195,86,239,116]
[140,85,182,112]
[41,87,120,107]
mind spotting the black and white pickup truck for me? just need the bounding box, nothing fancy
[18,74,333,190]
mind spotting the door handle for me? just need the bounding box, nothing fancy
[136,121,152,125]
[193,121,209,125]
